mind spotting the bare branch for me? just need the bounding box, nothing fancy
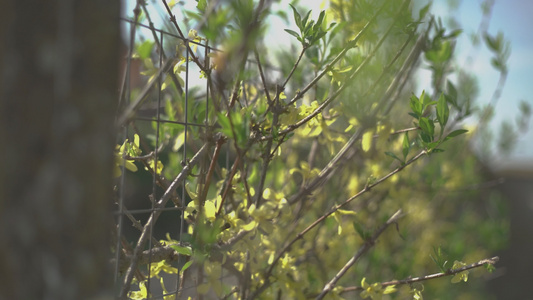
[316,209,405,299]
[120,141,212,298]
[336,256,499,295]
[251,150,426,299]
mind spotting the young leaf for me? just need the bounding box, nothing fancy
[301,9,312,31]
[284,29,300,39]
[169,244,193,256]
[436,93,449,136]
[361,130,373,152]
[181,260,193,273]
[419,3,431,20]
[137,40,154,60]
[289,4,302,30]
[446,80,458,108]
[313,10,325,32]
[385,151,402,163]
[444,29,463,39]
[410,94,423,117]
[402,132,410,159]
[419,117,434,138]
[408,112,420,119]
[445,129,468,139]
[420,90,429,105]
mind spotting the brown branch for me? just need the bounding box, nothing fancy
[118,1,142,108]
[217,155,241,216]
[263,0,410,142]
[254,48,272,104]
[288,15,430,207]
[282,45,308,89]
[120,142,211,298]
[117,57,177,126]
[372,127,419,139]
[315,209,404,299]
[286,0,390,107]
[337,256,499,294]
[255,86,284,207]
[160,0,207,73]
[249,150,427,299]
[198,135,226,207]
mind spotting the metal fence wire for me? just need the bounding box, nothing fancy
[114,10,226,299]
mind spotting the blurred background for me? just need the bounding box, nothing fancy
[120,0,532,298]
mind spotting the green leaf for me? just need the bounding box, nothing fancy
[444,29,463,39]
[284,29,300,39]
[385,151,402,163]
[425,41,452,63]
[446,80,458,108]
[313,10,325,32]
[352,221,369,241]
[137,40,154,60]
[410,94,422,117]
[446,129,468,139]
[196,0,207,11]
[420,131,433,144]
[419,117,434,138]
[491,57,503,71]
[362,130,373,152]
[216,113,233,138]
[484,33,499,51]
[289,4,302,30]
[301,9,312,31]
[170,245,193,256]
[436,93,449,136]
[419,3,431,20]
[419,90,429,106]
[402,132,410,159]
[408,112,420,119]
[181,260,193,273]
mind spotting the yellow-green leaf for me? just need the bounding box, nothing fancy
[362,130,373,152]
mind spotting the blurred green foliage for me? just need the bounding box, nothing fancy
[116,0,515,299]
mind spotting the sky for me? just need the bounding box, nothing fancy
[450,0,533,168]
[123,0,533,169]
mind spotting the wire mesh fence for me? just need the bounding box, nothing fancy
[114,11,224,299]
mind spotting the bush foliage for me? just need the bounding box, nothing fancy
[115,0,517,299]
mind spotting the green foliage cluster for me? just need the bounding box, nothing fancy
[115,0,516,299]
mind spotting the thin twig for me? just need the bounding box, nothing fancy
[254,47,272,104]
[161,0,207,73]
[198,135,226,207]
[262,0,409,142]
[282,45,308,89]
[337,256,499,294]
[286,1,390,107]
[287,10,429,206]
[117,57,177,126]
[216,156,241,216]
[255,86,284,207]
[118,1,142,109]
[120,142,211,298]
[372,127,419,139]
[250,150,426,299]
[315,209,404,299]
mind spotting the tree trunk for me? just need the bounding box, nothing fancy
[0,1,120,299]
